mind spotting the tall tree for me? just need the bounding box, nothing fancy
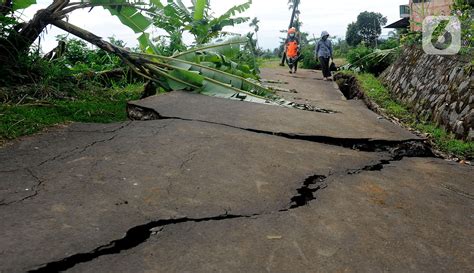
[356,11,387,47]
[346,22,362,46]
[287,0,301,30]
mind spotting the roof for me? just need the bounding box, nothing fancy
[385,17,410,29]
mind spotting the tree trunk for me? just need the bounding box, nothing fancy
[280,1,300,66]
[51,19,150,80]
[0,0,69,62]
[51,19,130,59]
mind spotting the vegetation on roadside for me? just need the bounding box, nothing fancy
[0,0,278,143]
[0,84,142,143]
[343,72,473,159]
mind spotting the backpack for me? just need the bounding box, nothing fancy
[286,40,299,58]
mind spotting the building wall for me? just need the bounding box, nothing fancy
[410,0,453,31]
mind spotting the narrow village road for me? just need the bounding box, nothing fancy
[1,68,472,273]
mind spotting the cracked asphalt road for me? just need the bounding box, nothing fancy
[1,68,472,273]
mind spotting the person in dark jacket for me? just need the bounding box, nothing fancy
[315,31,333,81]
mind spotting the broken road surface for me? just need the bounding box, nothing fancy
[1,68,472,273]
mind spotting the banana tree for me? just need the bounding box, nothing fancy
[150,0,251,47]
[249,17,260,46]
[50,19,276,103]
[2,0,279,103]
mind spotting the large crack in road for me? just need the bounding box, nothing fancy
[18,102,439,272]
[127,104,434,155]
[26,144,432,272]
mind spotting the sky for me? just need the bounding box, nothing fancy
[20,0,405,52]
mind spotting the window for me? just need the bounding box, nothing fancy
[400,5,411,18]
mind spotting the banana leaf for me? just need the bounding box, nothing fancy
[193,0,207,21]
[53,19,280,105]
[12,0,36,10]
[106,5,152,33]
[138,33,159,54]
[172,37,258,79]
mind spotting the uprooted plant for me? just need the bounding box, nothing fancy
[1,0,279,102]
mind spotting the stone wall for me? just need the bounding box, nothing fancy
[380,46,473,140]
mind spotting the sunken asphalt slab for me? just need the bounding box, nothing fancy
[127,91,419,142]
[0,68,472,273]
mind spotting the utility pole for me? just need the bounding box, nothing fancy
[280,0,300,66]
[375,18,378,48]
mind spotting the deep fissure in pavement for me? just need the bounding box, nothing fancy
[27,175,331,272]
[27,214,253,273]
[21,104,437,272]
[127,104,435,156]
[26,153,423,272]
[288,175,327,209]
[333,73,364,100]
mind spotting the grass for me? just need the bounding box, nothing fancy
[332,58,348,67]
[259,58,282,69]
[0,84,142,143]
[354,72,473,159]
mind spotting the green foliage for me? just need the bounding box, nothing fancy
[352,72,473,158]
[12,0,36,11]
[357,11,388,46]
[378,37,400,50]
[0,12,18,39]
[193,0,207,21]
[0,51,69,88]
[173,36,259,77]
[346,22,362,47]
[400,31,422,46]
[150,0,251,48]
[452,0,474,50]
[300,44,319,69]
[98,1,152,33]
[3,0,271,107]
[346,11,387,47]
[332,38,351,58]
[346,45,374,65]
[346,45,398,75]
[0,84,142,141]
[55,35,124,72]
[0,35,133,100]
[249,17,260,33]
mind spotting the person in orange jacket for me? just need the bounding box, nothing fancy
[284,27,300,74]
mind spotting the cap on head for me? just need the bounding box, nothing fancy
[288,27,297,34]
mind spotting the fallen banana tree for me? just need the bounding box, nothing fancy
[4,0,300,106]
[51,19,280,103]
[55,19,337,113]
